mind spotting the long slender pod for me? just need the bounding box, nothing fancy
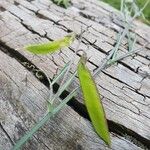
[77,55,111,146]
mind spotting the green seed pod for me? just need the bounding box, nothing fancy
[25,33,75,54]
[77,54,111,146]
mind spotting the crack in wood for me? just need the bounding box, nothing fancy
[8,11,50,40]
[0,1,149,148]
[0,40,150,149]
[0,123,14,145]
[0,6,6,12]
[99,85,141,115]
[7,5,149,81]
[78,0,150,45]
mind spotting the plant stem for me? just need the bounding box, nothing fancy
[12,87,78,150]
[12,1,150,149]
[12,112,52,150]
[107,42,150,66]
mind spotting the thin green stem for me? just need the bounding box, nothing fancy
[93,49,115,77]
[107,42,150,66]
[50,70,77,104]
[12,113,52,150]
[120,0,124,12]
[12,87,78,150]
[112,28,126,59]
[12,1,150,149]
[131,0,150,21]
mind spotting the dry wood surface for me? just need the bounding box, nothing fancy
[0,0,150,150]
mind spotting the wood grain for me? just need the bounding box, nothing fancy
[0,0,150,149]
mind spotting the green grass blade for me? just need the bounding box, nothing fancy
[64,0,70,8]
[12,87,77,150]
[77,56,111,146]
[25,33,75,54]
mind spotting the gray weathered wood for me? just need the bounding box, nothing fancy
[0,0,150,149]
[0,50,143,150]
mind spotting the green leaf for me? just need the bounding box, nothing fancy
[77,55,111,146]
[53,0,70,8]
[25,33,75,54]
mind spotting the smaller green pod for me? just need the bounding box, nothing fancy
[25,33,75,54]
[77,55,111,146]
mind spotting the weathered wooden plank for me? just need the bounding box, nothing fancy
[8,0,150,73]
[0,3,150,143]
[0,50,144,150]
[0,0,150,149]
[0,126,12,150]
